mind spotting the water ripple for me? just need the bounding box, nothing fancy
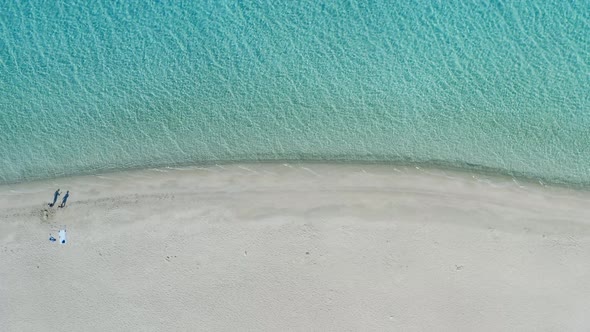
[0,0,589,186]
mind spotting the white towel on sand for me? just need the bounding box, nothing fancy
[59,230,67,244]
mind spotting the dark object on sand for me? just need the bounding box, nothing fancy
[59,191,70,208]
[49,189,60,207]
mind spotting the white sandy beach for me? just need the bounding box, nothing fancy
[1,163,590,331]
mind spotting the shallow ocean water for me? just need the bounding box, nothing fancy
[0,0,589,185]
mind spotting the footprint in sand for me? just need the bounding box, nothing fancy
[41,209,49,222]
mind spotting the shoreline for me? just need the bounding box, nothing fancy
[2,163,590,330]
[2,158,589,192]
[2,162,589,205]
[0,160,590,193]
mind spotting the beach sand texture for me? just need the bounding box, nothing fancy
[1,164,590,330]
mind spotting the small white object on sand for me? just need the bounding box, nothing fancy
[58,229,67,244]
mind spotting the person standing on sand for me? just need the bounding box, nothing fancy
[59,191,70,208]
[49,189,60,207]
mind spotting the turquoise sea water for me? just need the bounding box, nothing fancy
[0,1,589,185]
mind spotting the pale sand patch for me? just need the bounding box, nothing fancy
[1,163,590,331]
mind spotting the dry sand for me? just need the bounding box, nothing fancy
[1,163,590,331]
